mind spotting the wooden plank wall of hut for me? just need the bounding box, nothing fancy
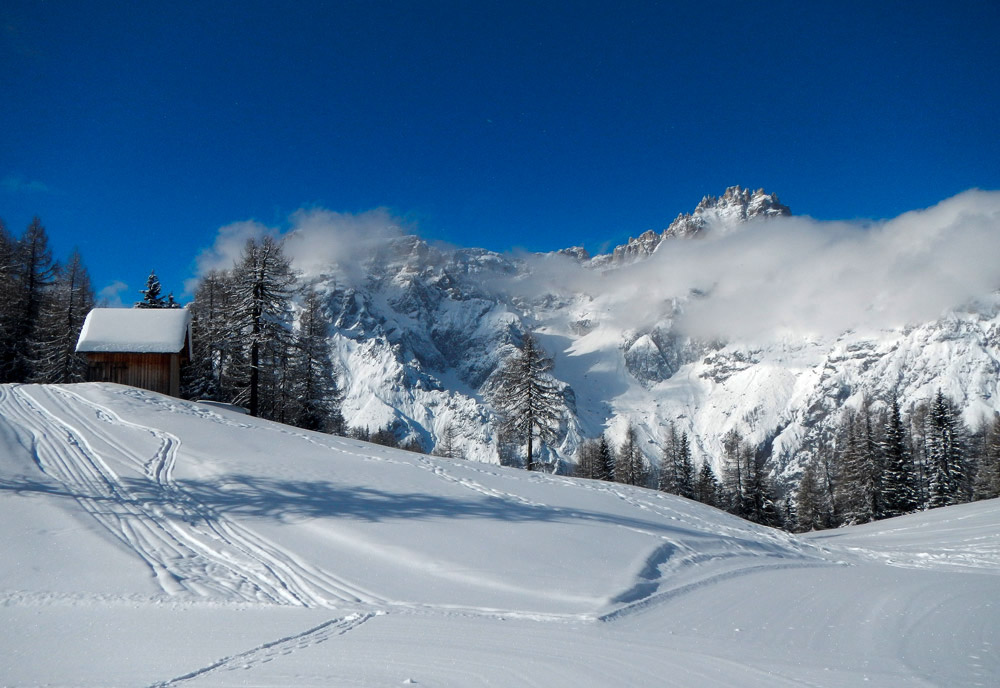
[85,353,174,396]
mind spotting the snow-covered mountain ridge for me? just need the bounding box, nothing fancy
[592,185,791,267]
[300,187,1000,484]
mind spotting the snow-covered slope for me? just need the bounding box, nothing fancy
[297,186,1000,484]
[1,383,997,686]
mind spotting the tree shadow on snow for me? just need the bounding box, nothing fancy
[0,473,717,542]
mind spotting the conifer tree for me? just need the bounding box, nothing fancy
[434,422,462,459]
[881,395,917,516]
[496,424,521,468]
[720,428,779,525]
[135,270,168,308]
[288,287,344,433]
[744,447,781,527]
[926,390,969,508]
[615,422,648,486]
[230,236,295,417]
[908,401,932,508]
[574,437,601,479]
[694,460,721,507]
[795,458,826,531]
[349,426,371,442]
[835,402,883,524]
[816,438,840,527]
[31,249,94,383]
[720,428,747,515]
[370,426,394,447]
[857,402,882,521]
[184,269,233,400]
[782,495,796,529]
[0,219,19,377]
[488,332,563,471]
[595,434,615,482]
[973,414,1000,500]
[0,217,12,274]
[260,321,297,423]
[576,435,615,480]
[659,426,695,498]
[2,217,57,382]
[675,432,695,499]
[658,423,680,494]
[399,437,425,453]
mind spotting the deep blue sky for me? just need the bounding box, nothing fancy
[2,1,998,302]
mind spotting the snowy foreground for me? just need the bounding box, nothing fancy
[1,384,997,687]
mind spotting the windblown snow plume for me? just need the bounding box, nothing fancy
[667,189,1000,339]
[282,207,410,284]
[193,208,409,288]
[511,189,1000,340]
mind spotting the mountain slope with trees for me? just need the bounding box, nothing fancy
[6,187,1000,532]
[264,189,1000,515]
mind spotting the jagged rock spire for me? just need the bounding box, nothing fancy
[600,186,791,267]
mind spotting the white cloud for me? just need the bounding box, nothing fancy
[189,208,407,292]
[188,190,1000,340]
[282,207,407,283]
[193,220,273,275]
[504,189,1000,340]
[609,189,1000,339]
[185,220,274,294]
[1,174,49,193]
[97,280,129,308]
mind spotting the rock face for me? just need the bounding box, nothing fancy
[608,229,663,266]
[664,186,791,239]
[592,186,790,268]
[314,187,1000,489]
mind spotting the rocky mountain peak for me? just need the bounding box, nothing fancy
[608,229,662,265]
[696,185,789,218]
[556,246,592,261]
[596,186,790,267]
[665,186,791,240]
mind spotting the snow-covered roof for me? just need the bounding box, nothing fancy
[76,308,191,354]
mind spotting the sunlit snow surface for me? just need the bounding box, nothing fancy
[75,308,191,353]
[1,383,997,687]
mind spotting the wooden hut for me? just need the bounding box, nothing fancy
[75,308,192,397]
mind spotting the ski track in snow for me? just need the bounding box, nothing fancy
[147,611,378,687]
[106,387,832,619]
[5,386,618,620]
[115,385,762,543]
[0,385,380,609]
[327,430,837,622]
[119,387,558,510]
[5,384,999,687]
[389,453,841,621]
[597,560,836,623]
[1,383,832,628]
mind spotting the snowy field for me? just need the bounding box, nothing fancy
[1,383,997,687]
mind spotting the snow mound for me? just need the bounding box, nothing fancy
[76,307,191,353]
